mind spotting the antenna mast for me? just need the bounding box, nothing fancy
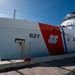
[13,9,16,19]
[60,0,61,23]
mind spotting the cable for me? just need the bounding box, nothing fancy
[16,9,50,19]
[1,11,12,16]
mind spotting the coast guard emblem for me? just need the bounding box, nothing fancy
[48,35,58,44]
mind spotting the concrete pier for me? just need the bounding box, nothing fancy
[0,53,75,71]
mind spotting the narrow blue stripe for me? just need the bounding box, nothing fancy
[61,28,68,53]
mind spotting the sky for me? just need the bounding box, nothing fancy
[0,0,75,25]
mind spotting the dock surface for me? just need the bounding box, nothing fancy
[1,57,75,75]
